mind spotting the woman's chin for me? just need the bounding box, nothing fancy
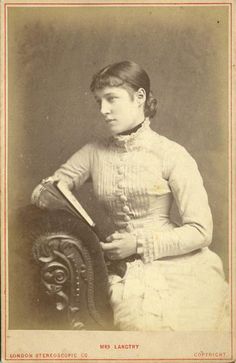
[107,125,122,136]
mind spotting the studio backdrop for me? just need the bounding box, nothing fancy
[8,5,229,328]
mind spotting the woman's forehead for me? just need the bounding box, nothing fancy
[94,86,133,98]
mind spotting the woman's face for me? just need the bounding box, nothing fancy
[94,86,145,135]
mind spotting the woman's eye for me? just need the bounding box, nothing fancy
[107,96,116,102]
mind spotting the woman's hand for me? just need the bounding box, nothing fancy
[100,232,137,260]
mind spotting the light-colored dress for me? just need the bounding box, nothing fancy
[44,119,229,331]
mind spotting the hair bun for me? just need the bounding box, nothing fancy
[145,91,158,118]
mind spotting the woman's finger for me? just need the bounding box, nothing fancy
[106,232,122,242]
[100,242,116,251]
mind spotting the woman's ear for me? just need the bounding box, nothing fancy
[136,88,146,106]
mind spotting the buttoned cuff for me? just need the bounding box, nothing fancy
[135,229,185,263]
[31,177,56,208]
[31,183,47,208]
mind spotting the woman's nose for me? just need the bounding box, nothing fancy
[100,99,110,115]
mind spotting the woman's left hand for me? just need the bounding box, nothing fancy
[100,232,137,260]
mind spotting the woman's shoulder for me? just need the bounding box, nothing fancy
[72,139,105,155]
[150,131,199,178]
[151,131,191,159]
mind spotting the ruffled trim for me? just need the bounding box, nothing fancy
[108,118,152,150]
[108,257,230,331]
[108,261,173,330]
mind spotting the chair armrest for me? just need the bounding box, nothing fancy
[21,205,114,330]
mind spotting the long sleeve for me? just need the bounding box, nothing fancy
[138,145,213,262]
[31,143,93,206]
[52,143,93,190]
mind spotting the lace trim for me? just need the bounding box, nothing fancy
[108,118,152,150]
[136,230,155,264]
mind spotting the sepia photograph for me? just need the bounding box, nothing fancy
[1,0,235,361]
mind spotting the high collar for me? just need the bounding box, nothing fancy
[108,118,152,151]
[117,119,145,136]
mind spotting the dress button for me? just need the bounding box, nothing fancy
[118,182,124,189]
[122,205,130,213]
[120,195,127,202]
[117,167,124,175]
[124,215,131,222]
[126,225,133,233]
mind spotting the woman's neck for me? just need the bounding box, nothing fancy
[117,120,145,136]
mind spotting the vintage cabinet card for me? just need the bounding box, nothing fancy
[1,0,235,362]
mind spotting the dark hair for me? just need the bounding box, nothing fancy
[90,61,158,118]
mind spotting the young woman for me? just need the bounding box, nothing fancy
[32,61,229,331]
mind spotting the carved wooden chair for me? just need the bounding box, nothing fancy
[18,205,114,330]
